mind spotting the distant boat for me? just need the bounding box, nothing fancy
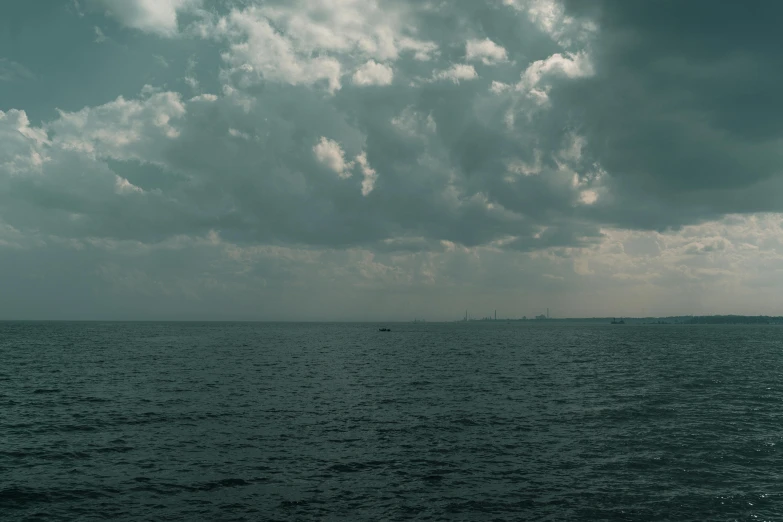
[610,318,625,324]
[379,328,391,332]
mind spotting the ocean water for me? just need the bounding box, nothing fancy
[2,322,782,521]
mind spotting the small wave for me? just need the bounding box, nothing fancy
[421,474,446,482]
[0,485,118,507]
[60,424,99,432]
[130,478,257,495]
[193,478,252,491]
[94,446,134,454]
[78,396,112,403]
[450,417,480,426]
[327,460,392,473]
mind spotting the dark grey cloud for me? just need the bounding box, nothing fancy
[557,0,783,229]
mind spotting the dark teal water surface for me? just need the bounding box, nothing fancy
[2,322,782,520]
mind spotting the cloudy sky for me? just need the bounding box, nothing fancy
[1,0,782,320]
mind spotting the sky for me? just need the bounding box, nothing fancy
[2,0,783,321]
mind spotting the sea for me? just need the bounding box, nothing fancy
[2,321,782,521]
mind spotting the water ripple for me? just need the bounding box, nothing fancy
[2,321,783,520]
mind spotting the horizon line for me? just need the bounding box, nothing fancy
[2,314,783,323]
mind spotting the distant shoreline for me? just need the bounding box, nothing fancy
[2,315,783,324]
[456,315,783,325]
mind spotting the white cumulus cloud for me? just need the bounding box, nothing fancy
[212,7,344,93]
[466,38,508,65]
[352,60,394,86]
[356,152,378,196]
[197,1,437,93]
[516,51,593,105]
[313,137,353,178]
[91,0,199,36]
[432,64,478,83]
[115,176,144,194]
[49,90,186,161]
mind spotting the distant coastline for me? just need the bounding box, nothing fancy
[3,316,783,324]
[456,315,783,325]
